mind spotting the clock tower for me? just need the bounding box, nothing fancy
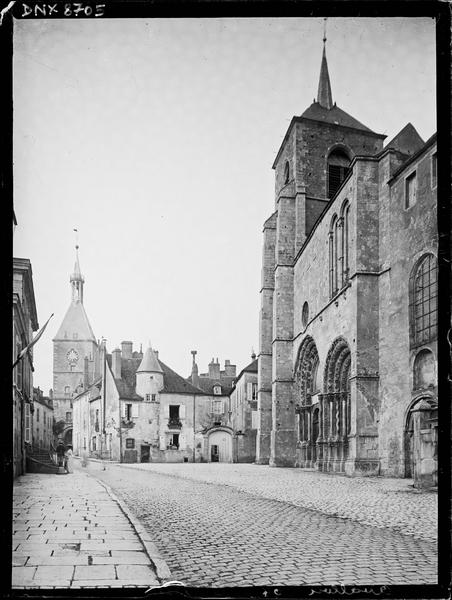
[52,244,99,444]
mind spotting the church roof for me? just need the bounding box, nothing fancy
[53,301,96,342]
[137,345,163,373]
[301,102,377,134]
[383,122,424,157]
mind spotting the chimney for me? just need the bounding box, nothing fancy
[191,350,199,387]
[112,348,122,379]
[251,348,256,360]
[208,357,220,380]
[224,360,236,377]
[154,349,159,360]
[84,356,89,388]
[49,389,53,399]
[121,341,133,359]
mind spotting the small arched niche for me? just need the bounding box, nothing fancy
[413,349,436,390]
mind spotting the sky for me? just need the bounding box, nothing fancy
[13,17,436,394]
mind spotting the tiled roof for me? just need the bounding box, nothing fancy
[108,352,208,398]
[301,102,380,135]
[383,123,424,156]
[160,361,210,395]
[233,358,258,387]
[195,376,235,396]
[53,301,96,342]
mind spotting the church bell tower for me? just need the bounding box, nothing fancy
[52,242,99,444]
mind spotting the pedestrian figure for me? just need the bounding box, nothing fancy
[56,439,65,467]
[65,445,74,474]
[81,449,89,467]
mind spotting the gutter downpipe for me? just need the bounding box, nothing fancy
[192,395,196,463]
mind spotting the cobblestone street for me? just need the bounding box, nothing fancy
[88,461,437,588]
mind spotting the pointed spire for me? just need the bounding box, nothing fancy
[70,229,85,303]
[317,19,333,110]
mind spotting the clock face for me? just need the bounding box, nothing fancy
[66,348,79,365]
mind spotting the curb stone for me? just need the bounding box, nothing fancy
[83,470,172,583]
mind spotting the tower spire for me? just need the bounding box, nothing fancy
[70,228,85,303]
[317,18,333,109]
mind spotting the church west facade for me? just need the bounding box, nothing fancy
[256,42,437,488]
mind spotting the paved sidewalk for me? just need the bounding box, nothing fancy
[117,462,437,543]
[12,466,164,589]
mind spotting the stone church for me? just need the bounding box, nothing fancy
[256,41,437,487]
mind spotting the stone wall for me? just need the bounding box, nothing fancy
[377,143,437,478]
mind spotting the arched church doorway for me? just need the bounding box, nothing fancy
[322,337,351,473]
[404,397,437,487]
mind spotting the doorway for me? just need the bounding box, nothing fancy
[208,430,232,462]
[211,445,219,462]
[140,445,150,463]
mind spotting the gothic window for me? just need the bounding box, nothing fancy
[284,161,290,184]
[329,215,338,297]
[302,302,309,328]
[341,201,350,285]
[409,254,437,347]
[405,171,417,209]
[327,148,351,199]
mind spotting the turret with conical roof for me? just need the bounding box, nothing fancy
[136,343,164,397]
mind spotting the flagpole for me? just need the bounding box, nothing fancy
[12,313,54,370]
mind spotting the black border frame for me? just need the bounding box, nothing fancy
[2,2,450,599]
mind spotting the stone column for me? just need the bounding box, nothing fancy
[256,213,277,464]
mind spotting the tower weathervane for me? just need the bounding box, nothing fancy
[73,228,79,250]
[323,17,327,44]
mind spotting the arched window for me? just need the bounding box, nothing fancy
[284,161,290,185]
[329,215,338,298]
[341,201,350,286]
[327,148,351,199]
[409,254,438,347]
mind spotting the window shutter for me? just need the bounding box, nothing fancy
[251,411,259,429]
[132,403,139,418]
[180,404,185,419]
[247,383,252,400]
[164,404,169,418]
[121,402,126,417]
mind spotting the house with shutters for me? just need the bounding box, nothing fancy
[72,341,235,463]
[229,353,259,463]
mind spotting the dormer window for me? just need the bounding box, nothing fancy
[213,385,221,395]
